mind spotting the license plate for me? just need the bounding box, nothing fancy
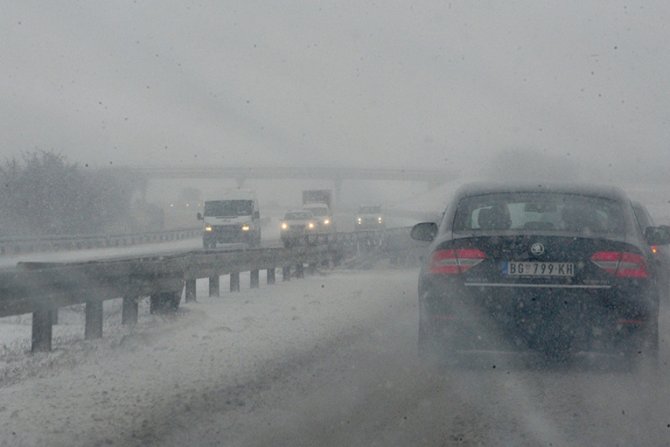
[505,261,574,277]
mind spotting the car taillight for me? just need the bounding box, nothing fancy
[591,251,648,278]
[430,248,486,274]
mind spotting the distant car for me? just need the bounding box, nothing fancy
[411,183,670,366]
[280,210,317,247]
[303,203,334,232]
[355,205,385,229]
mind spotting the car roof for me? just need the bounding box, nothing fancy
[454,182,629,202]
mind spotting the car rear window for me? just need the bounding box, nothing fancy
[452,193,625,235]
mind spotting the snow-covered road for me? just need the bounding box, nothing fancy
[1,268,670,446]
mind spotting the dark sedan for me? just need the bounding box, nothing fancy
[411,183,670,366]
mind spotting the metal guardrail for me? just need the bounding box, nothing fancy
[0,227,202,256]
[0,228,419,353]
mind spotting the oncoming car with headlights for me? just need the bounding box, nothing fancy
[303,203,334,233]
[280,210,318,247]
[356,205,385,229]
[411,183,670,366]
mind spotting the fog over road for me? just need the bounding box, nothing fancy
[1,269,670,446]
[164,278,670,447]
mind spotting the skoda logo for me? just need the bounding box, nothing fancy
[530,242,545,256]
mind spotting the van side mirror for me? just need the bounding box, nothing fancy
[645,225,670,245]
[197,212,203,221]
[411,222,438,242]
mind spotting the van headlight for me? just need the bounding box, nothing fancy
[241,224,250,232]
[357,217,362,224]
[308,222,316,230]
[281,222,288,230]
[205,225,213,232]
[377,217,383,224]
[323,219,330,225]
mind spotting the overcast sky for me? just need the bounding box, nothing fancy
[2,0,670,178]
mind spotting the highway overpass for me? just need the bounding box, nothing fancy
[136,165,455,190]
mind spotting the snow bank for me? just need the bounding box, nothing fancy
[0,268,417,446]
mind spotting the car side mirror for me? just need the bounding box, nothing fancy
[197,212,203,221]
[411,222,438,242]
[645,225,670,245]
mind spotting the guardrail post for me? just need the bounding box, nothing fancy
[32,309,53,352]
[295,263,304,279]
[282,266,291,281]
[250,270,259,289]
[122,295,139,326]
[85,300,103,339]
[267,268,276,285]
[150,292,180,314]
[185,279,197,302]
[230,272,240,292]
[209,275,220,297]
[150,294,160,313]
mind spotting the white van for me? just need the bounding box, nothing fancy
[197,190,261,248]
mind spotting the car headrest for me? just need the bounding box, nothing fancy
[478,205,511,230]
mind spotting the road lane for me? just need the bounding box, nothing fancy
[1,269,670,446]
[161,284,670,446]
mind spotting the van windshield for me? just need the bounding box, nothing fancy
[204,200,253,217]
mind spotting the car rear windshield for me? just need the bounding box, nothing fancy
[204,200,253,217]
[452,192,625,235]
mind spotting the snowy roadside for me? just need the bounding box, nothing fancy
[0,267,418,447]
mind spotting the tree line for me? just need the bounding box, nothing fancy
[0,151,150,236]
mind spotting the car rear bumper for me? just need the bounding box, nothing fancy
[420,277,658,355]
